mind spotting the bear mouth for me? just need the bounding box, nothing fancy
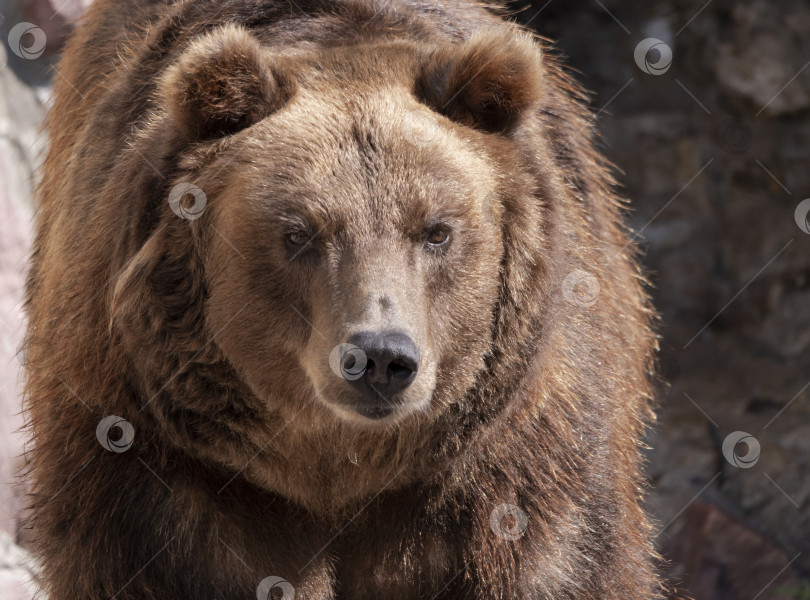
[350,403,399,420]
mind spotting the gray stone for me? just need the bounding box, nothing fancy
[714,3,810,116]
[0,42,39,541]
[0,530,39,600]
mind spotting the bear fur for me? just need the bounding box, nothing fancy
[23,1,660,598]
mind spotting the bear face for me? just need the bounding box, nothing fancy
[117,25,544,430]
[201,105,500,426]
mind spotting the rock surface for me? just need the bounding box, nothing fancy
[0,40,40,541]
[0,8,50,599]
[0,530,38,600]
[516,0,810,594]
[663,501,802,600]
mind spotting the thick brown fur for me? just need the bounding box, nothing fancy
[23,1,660,599]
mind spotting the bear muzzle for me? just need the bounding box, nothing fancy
[336,329,421,419]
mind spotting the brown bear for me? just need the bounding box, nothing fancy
[23,1,660,598]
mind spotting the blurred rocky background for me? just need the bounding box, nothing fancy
[511,0,810,598]
[0,0,808,599]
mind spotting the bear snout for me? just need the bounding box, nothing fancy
[334,330,419,419]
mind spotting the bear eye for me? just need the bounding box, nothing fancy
[284,229,312,249]
[424,225,451,248]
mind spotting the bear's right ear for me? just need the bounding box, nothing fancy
[159,24,294,140]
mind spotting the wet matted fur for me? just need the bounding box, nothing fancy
[23,0,660,598]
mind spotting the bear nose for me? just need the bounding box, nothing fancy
[345,330,420,400]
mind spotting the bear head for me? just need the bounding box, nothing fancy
[105,23,557,509]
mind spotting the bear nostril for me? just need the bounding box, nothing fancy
[388,360,414,381]
[344,330,420,401]
[364,359,378,381]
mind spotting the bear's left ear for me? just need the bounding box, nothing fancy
[160,24,295,140]
[417,28,544,134]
